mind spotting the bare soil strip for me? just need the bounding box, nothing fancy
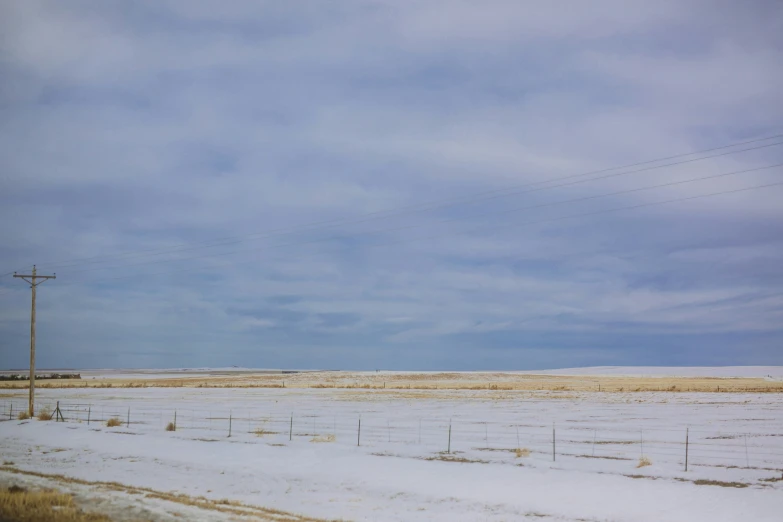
[0,466,336,522]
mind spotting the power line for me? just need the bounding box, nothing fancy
[11,134,783,274]
[51,175,783,286]
[54,163,782,276]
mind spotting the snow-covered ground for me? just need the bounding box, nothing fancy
[1,387,782,521]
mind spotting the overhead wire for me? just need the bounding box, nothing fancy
[8,133,783,273]
[52,163,783,277]
[43,174,783,288]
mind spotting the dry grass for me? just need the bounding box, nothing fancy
[253,428,278,437]
[0,485,112,522]
[2,370,782,393]
[692,479,748,488]
[636,456,652,468]
[105,417,122,428]
[37,407,53,421]
[514,448,531,458]
[165,422,176,432]
[310,434,336,443]
[423,454,489,464]
[17,411,31,420]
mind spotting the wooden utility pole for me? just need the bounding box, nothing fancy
[13,265,56,417]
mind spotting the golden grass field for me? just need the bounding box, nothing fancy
[0,485,112,522]
[1,371,781,393]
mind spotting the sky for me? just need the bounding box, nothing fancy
[1,0,782,370]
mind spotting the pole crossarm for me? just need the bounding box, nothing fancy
[14,274,56,286]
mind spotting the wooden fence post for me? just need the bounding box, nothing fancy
[357,416,361,446]
[228,411,232,438]
[289,414,293,441]
[744,435,749,467]
[127,408,130,427]
[685,428,689,471]
[447,420,452,454]
[87,406,91,425]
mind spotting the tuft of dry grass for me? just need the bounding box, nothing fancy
[693,479,748,488]
[165,422,176,432]
[105,417,122,428]
[422,454,489,464]
[37,408,53,421]
[636,456,652,468]
[0,485,112,521]
[253,428,278,437]
[17,411,31,420]
[514,448,531,458]
[310,434,336,443]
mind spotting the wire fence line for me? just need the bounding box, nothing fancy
[2,399,781,473]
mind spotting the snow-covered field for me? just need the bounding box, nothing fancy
[1,384,782,521]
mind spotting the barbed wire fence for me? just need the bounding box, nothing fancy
[1,398,781,474]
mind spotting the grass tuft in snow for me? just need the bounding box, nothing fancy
[106,417,122,428]
[514,448,531,458]
[636,456,652,468]
[310,434,336,443]
[17,411,30,420]
[165,422,176,432]
[36,408,53,421]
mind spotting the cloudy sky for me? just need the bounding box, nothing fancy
[1,0,782,370]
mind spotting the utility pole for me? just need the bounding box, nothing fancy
[13,265,56,417]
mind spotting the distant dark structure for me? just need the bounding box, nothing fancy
[0,373,81,381]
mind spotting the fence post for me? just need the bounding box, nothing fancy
[127,408,130,427]
[289,414,293,441]
[744,435,749,467]
[593,429,597,457]
[228,411,232,438]
[685,427,689,472]
[516,426,520,450]
[87,405,91,425]
[9,403,12,420]
[357,416,361,446]
[174,410,177,430]
[552,424,556,462]
[640,429,644,458]
[447,420,452,454]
